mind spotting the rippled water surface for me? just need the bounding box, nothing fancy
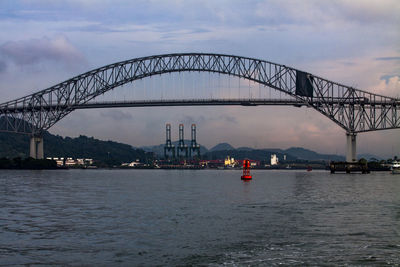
[1,169,399,266]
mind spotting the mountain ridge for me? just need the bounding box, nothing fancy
[0,131,381,162]
[0,131,150,164]
[141,142,381,161]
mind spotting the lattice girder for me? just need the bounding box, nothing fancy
[0,53,398,135]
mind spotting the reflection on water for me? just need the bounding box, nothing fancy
[0,169,399,265]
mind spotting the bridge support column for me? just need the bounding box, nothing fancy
[30,136,44,159]
[346,132,357,162]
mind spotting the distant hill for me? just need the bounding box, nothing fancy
[1,128,379,164]
[0,131,150,164]
[204,149,295,161]
[143,141,361,161]
[283,147,344,161]
[205,143,346,162]
[236,146,254,151]
[0,132,30,158]
[210,143,235,151]
[358,154,383,161]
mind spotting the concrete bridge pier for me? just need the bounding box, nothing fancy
[30,135,44,159]
[346,132,357,162]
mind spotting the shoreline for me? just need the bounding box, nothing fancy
[0,167,392,172]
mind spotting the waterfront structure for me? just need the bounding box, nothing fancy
[121,161,143,167]
[271,154,278,165]
[164,123,199,160]
[177,124,188,158]
[164,123,175,159]
[46,157,93,167]
[0,53,398,161]
[46,157,64,166]
[391,161,400,174]
[189,124,200,158]
[224,156,237,167]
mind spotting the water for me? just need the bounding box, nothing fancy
[0,169,399,266]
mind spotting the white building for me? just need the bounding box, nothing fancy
[65,158,76,166]
[271,154,279,165]
[46,157,94,167]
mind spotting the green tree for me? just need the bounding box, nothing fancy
[359,158,367,165]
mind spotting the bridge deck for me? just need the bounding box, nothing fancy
[2,98,393,112]
[75,99,309,109]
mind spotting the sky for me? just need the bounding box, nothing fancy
[0,0,399,157]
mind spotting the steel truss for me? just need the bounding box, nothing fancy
[0,53,399,135]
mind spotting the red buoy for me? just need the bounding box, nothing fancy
[241,159,252,180]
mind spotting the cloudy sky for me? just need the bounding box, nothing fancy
[0,0,399,157]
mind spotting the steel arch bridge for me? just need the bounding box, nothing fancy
[0,53,399,159]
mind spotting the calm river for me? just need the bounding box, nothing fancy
[0,169,399,266]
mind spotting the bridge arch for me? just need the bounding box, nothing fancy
[0,53,399,160]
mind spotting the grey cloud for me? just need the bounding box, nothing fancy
[336,0,400,25]
[340,61,356,66]
[61,23,211,35]
[375,57,400,61]
[61,23,132,33]
[255,0,399,27]
[100,110,133,121]
[218,115,237,124]
[380,75,400,84]
[181,115,206,126]
[179,114,236,125]
[189,28,212,34]
[3,0,399,30]
[0,36,85,67]
[0,60,6,72]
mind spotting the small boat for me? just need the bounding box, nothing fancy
[307,166,312,172]
[391,161,400,174]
